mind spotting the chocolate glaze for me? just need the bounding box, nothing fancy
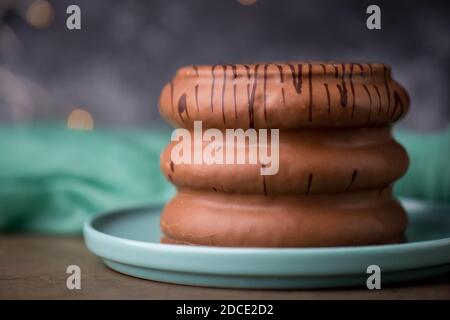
[158,62,410,247]
[160,127,409,195]
[159,63,409,130]
[160,189,407,247]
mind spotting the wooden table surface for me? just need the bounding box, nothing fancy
[1,234,449,299]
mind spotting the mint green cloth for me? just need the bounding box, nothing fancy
[393,128,450,203]
[0,124,448,234]
[0,125,174,234]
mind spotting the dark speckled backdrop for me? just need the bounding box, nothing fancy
[1,0,449,130]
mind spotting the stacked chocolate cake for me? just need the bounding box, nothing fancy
[159,63,409,247]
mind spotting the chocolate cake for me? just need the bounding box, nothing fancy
[158,63,410,247]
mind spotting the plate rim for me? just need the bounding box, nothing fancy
[83,198,450,276]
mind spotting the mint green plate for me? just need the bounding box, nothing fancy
[83,199,450,289]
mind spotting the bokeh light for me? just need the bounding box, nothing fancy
[67,108,95,131]
[26,0,55,28]
[237,0,258,6]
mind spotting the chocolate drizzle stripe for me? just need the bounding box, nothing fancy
[170,161,174,172]
[276,64,284,82]
[263,64,269,121]
[231,64,237,79]
[356,63,364,77]
[336,64,348,107]
[248,64,260,128]
[363,84,372,124]
[244,64,251,79]
[333,65,339,78]
[177,93,188,121]
[346,170,358,191]
[221,65,227,124]
[288,64,302,94]
[193,66,199,112]
[306,173,313,195]
[308,63,313,122]
[276,64,285,106]
[210,65,216,112]
[184,94,189,119]
[384,66,391,115]
[233,83,237,118]
[194,84,199,112]
[320,63,326,75]
[262,176,267,196]
[368,64,373,78]
[350,63,356,118]
[232,65,238,118]
[373,85,382,114]
[324,83,331,114]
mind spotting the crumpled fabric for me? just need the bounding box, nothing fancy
[0,124,448,234]
[0,124,175,234]
[393,127,450,204]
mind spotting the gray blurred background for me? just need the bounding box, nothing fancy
[0,0,449,131]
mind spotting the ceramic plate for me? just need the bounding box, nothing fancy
[83,198,450,288]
